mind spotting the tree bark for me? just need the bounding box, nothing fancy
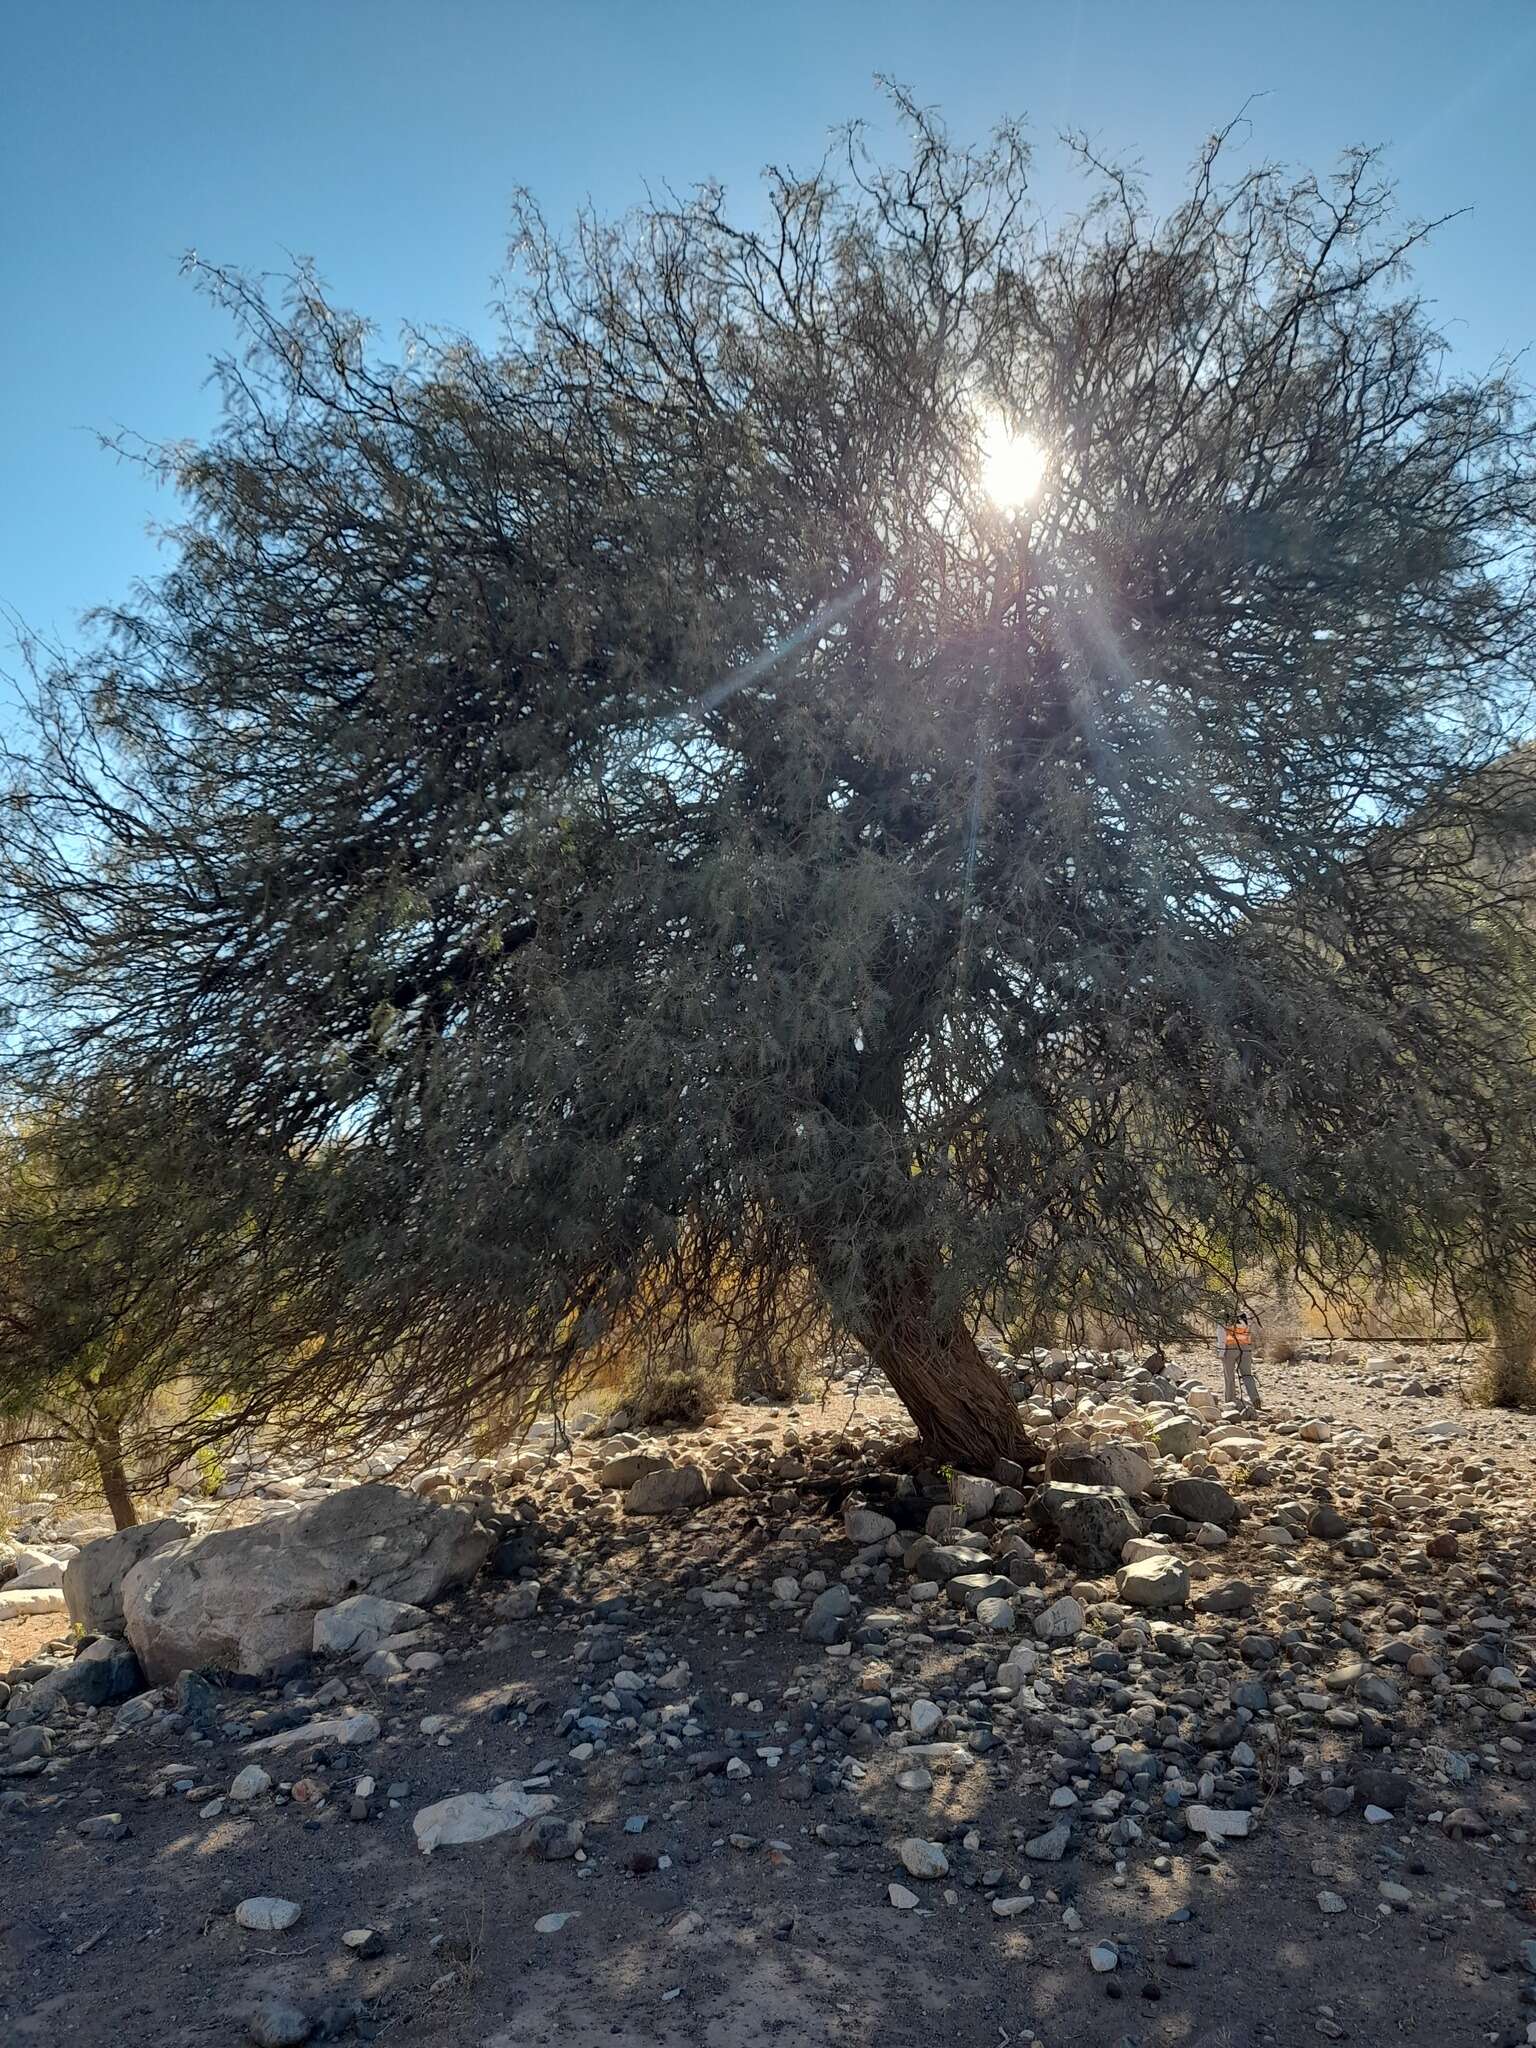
[859,1265,1038,1473]
[94,1418,138,1531]
[1487,1273,1536,1408]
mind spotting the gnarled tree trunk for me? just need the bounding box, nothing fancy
[858,1262,1038,1473]
[94,1415,138,1531]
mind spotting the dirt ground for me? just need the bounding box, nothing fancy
[3,1347,1535,2048]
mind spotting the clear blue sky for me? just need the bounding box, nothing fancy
[5,0,1536,677]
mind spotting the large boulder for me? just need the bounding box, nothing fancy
[1149,1414,1203,1458]
[121,1484,492,1684]
[597,1451,670,1491]
[1031,1482,1141,1572]
[4,1636,143,1724]
[1116,1554,1190,1608]
[1047,1443,1155,1499]
[624,1465,710,1514]
[8,1556,70,1591]
[1164,1476,1241,1531]
[63,1518,191,1637]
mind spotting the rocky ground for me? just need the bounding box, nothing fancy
[3,1340,1536,2048]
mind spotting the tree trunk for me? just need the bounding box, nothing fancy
[94,1418,138,1531]
[1487,1282,1536,1408]
[860,1266,1038,1473]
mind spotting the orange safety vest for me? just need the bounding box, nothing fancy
[1224,1322,1250,1348]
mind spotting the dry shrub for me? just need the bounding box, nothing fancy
[1074,1311,1137,1353]
[731,1348,804,1401]
[615,1308,818,1422]
[618,1326,733,1429]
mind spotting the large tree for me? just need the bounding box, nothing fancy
[7,106,1536,1467]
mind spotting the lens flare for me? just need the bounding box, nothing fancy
[979,413,1047,509]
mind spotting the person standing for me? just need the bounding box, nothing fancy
[1219,1317,1260,1408]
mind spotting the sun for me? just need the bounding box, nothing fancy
[979,413,1048,510]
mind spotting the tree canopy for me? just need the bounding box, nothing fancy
[6,104,1536,1466]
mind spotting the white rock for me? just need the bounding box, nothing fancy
[897,1837,949,1880]
[976,1596,1015,1631]
[413,1783,556,1854]
[597,1452,669,1490]
[312,1594,429,1658]
[244,1711,380,1756]
[1088,1942,1118,1972]
[844,1504,897,1545]
[626,1464,710,1514]
[951,1475,999,1523]
[1185,1804,1250,1839]
[1089,1443,1156,1497]
[0,1587,66,1619]
[997,1646,1039,1690]
[1034,1595,1085,1642]
[235,1897,301,1932]
[888,1884,920,1909]
[1116,1555,1190,1609]
[7,1560,66,1590]
[535,1912,577,1934]
[11,1545,67,1572]
[908,1699,942,1738]
[229,1765,273,1802]
[1317,1891,1347,1914]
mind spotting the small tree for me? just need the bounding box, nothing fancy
[7,104,1536,1468]
[0,1088,338,1525]
[0,1095,191,1525]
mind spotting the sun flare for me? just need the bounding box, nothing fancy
[979,413,1048,510]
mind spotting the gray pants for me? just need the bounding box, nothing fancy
[1222,1343,1259,1406]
